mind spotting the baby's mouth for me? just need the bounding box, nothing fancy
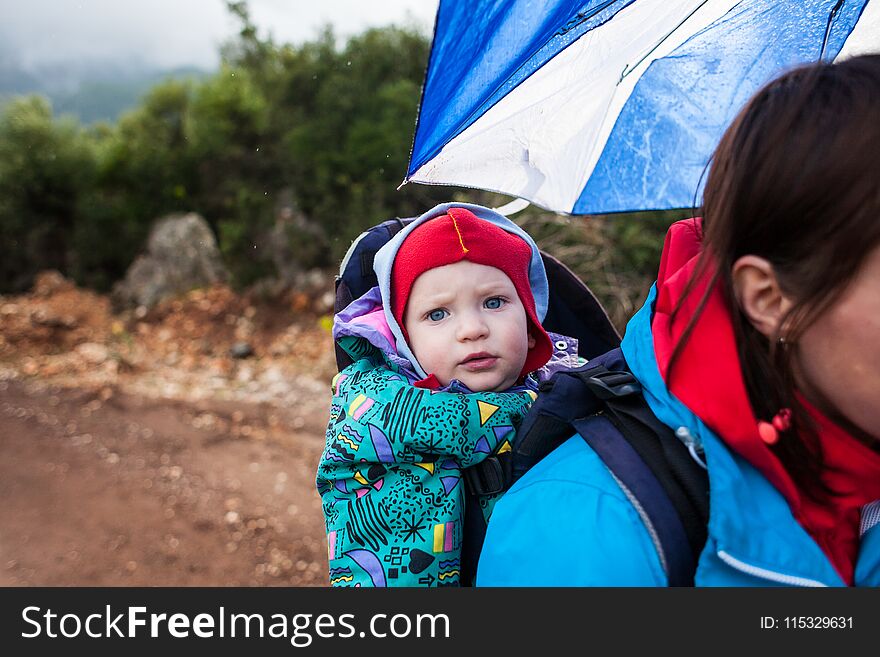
[460,353,498,371]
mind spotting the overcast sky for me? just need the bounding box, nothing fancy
[0,0,440,70]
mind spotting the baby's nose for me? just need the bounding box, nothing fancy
[456,313,489,340]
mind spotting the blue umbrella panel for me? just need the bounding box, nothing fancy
[406,0,878,214]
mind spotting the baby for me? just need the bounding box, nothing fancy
[317,203,567,586]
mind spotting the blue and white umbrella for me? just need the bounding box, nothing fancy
[405,0,880,215]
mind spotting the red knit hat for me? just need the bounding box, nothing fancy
[390,207,552,379]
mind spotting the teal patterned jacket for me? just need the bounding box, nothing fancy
[317,203,580,587]
[315,287,553,587]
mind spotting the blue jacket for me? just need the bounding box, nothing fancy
[477,285,880,586]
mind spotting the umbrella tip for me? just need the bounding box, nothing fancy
[396,178,408,191]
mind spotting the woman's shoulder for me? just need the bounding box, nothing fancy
[477,436,666,586]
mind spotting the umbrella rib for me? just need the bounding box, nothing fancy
[619,0,709,84]
[819,0,845,60]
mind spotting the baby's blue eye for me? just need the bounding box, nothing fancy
[428,309,447,322]
[484,297,504,310]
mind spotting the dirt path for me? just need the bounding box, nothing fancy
[0,378,329,586]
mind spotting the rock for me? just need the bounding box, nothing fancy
[302,268,329,292]
[31,309,77,329]
[229,342,254,359]
[76,343,109,364]
[316,290,335,315]
[261,366,284,384]
[32,271,73,297]
[267,381,290,397]
[266,192,331,288]
[111,213,228,311]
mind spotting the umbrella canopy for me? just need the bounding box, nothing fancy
[406,0,879,215]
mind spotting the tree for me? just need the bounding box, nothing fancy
[0,96,95,290]
[73,80,196,289]
[186,65,277,286]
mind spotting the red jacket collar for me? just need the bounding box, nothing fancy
[652,218,801,506]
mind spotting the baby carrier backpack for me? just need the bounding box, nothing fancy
[333,216,709,586]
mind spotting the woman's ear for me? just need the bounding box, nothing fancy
[732,255,794,339]
[527,333,536,349]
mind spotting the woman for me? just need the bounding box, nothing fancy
[477,54,880,586]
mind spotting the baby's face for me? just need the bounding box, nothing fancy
[403,260,535,391]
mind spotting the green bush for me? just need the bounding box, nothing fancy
[0,96,96,291]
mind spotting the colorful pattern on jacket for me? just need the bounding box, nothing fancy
[317,339,536,587]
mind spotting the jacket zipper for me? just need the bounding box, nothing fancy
[716,550,828,587]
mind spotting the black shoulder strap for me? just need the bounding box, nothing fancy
[468,356,709,586]
[601,393,710,559]
[572,365,709,585]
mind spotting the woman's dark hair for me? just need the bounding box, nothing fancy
[674,54,880,500]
